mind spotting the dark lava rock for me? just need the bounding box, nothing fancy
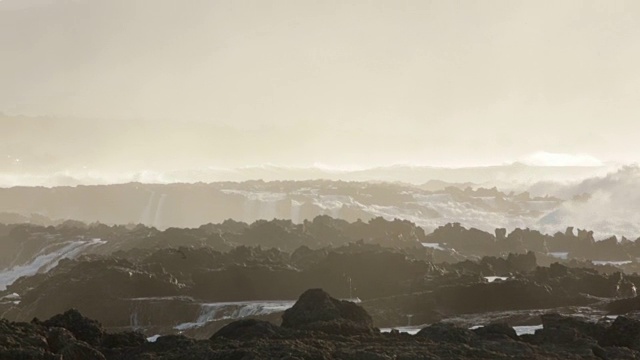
[416,322,476,344]
[150,334,197,352]
[211,319,284,340]
[299,318,377,335]
[599,316,640,350]
[41,309,104,345]
[523,313,606,347]
[507,251,537,273]
[606,295,640,315]
[281,288,373,331]
[8,304,640,359]
[46,327,76,353]
[540,313,605,341]
[432,279,592,315]
[0,318,48,352]
[58,340,106,360]
[473,322,519,341]
[101,331,146,348]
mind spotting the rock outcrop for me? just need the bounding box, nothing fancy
[281,288,374,334]
[6,293,640,359]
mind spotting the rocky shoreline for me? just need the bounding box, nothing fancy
[4,289,640,359]
[3,241,639,336]
[3,218,640,358]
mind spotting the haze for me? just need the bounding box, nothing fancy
[1,0,639,172]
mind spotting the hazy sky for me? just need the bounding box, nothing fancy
[1,0,640,168]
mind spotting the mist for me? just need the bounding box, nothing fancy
[4,2,640,358]
[2,0,640,170]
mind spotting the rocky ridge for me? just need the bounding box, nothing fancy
[4,289,640,359]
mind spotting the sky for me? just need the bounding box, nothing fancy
[1,0,639,169]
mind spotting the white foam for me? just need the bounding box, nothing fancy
[592,260,633,266]
[548,252,569,260]
[380,325,424,335]
[422,243,446,251]
[513,325,543,335]
[382,324,543,336]
[0,292,21,305]
[0,238,105,291]
[0,293,20,300]
[174,300,296,331]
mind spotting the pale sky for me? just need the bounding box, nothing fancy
[1,0,639,168]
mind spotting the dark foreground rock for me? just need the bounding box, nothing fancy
[211,319,286,340]
[281,288,374,334]
[6,291,640,359]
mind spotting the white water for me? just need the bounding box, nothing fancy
[592,260,633,266]
[0,292,20,305]
[422,242,446,251]
[220,190,288,222]
[484,276,510,283]
[380,325,424,335]
[381,324,543,336]
[174,300,296,331]
[513,325,543,335]
[0,238,106,291]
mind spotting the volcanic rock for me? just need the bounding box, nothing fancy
[523,313,605,346]
[41,309,104,346]
[211,319,284,340]
[58,340,106,360]
[607,295,640,315]
[599,316,640,350]
[0,318,48,355]
[46,327,76,353]
[101,331,146,348]
[473,322,519,341]
[416,322,476,343]
[281,288,373,333]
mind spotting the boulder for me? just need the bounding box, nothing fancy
[0,318,48,351]
[150,334,196,352]
[523,313,605,346]
[599,316,640,350]
[507,251,537,273]
[540,313,605,340]
[211,319,283,340]
[416,323,476,344]
[42,309,104,346]
[281,289,373,332]
[607,295,640,315]
[473,323,519,341]
[46,327,76,353]
[101,331,146,348]
[59,341,106,360]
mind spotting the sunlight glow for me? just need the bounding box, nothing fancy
[522,152,603,167]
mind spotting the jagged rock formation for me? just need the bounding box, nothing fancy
[281,288,374,334]
[3,217,640,341]
[0,179,565,235]
[5,291,640,359]
[2,234,640,335]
